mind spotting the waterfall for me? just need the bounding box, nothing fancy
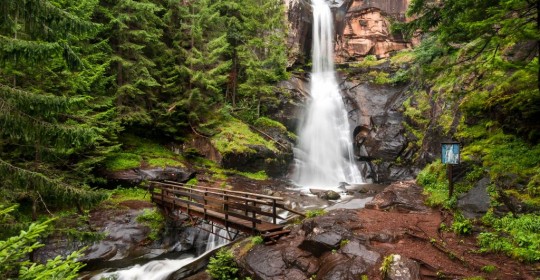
[292,0,363,189]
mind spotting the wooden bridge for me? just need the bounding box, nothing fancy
[149,180,303,242]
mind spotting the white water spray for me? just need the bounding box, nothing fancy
[90,223,230,280]
[293,0,363,189]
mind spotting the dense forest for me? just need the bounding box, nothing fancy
[0,0,539,278]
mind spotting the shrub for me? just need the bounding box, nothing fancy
[478,212,540,262]
[207,248,239,280]
[305,209,326,218]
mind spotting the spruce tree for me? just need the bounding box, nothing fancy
[170,0,231,134]
[236,0,288,122]
[95,0,165,127]
[0,0,107,215]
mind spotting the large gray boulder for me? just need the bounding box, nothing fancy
[457,177,491,218]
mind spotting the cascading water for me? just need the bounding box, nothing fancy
[90,223,231,280]
[292,0,363,189]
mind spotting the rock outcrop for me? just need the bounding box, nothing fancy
[336,3,411,61]
[236,209,383,280]
[285,0,412,65]
[105,166,196,187]
[340,69,418,183]
[365,180,429,212]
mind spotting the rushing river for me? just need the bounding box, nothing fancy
[88,224,230,280]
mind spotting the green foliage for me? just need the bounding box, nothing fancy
[0,206,85,279]
[253,117,287,133]
[368,71,391,85]
[305,209,326,218]
[417,161,450,207]
[207,248,239,280]
[350,55,385,67]
[481,265,497,273]
[211,117,277,155]
[479,212,540,262]
[136,208,165,241]
[108,187,149,203]
[339,239,350,248]
[251,235,263,245]
[103,135,185,171]
[390,50,415,65]
[236,170,268,181]
[103,153,142,172]
[0,0,110,211]
[379,254,394,277]
[451,214,473,235]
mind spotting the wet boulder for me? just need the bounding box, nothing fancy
[385,254,421,280]
[105,166,195,187]
[365,181,429,213]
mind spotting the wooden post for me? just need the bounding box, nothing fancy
[203,188,208,220]
[252,201,257,232]
[272,199,277,224]
[447,164,454,198]
[244,194,248,216]
[224,195,229,229]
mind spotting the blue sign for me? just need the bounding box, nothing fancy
[441,143,460,164]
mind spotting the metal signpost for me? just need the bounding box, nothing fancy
[441,142,460,197]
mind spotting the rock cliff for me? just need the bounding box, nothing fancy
[285,0,412,66]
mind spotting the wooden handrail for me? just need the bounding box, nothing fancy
[148,180,305,235]
[162,180,284,201]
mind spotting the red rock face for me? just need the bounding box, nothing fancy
[285,0,413,65]
[336,0,412,61]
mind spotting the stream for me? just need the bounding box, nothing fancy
[84,0,371,278]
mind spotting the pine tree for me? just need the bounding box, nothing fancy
[0,0,107,215]
[95,0,165,127]
[168,0,231,134]
[236,0,288,122]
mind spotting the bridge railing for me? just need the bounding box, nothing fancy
[148,180,303,233]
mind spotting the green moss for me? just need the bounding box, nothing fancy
[390,50,415,65]
[108,187,149,203]
[505,189,540,209]
[417,161,450,207]
[211,117,277,155]
[136,208,165,240]
[462,131,540,181]
[146,157,185,168]
[104,153,142,171]
[350,55,386,68]
[368,71,392,85]
[104,135,186,171]
[236,170,268,181]
[123,135,177,158]
[254,117,287,133]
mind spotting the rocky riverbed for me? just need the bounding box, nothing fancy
[193,181,538,280]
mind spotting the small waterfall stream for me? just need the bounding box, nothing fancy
[293,0,363,189]
[90,223,231,280]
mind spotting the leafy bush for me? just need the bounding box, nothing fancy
[478,212,540,262]
[305,209,326,218]
[207,248,239,280]
[417,161,450,207]
[0,206,85,279]
[451,214,473,235]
